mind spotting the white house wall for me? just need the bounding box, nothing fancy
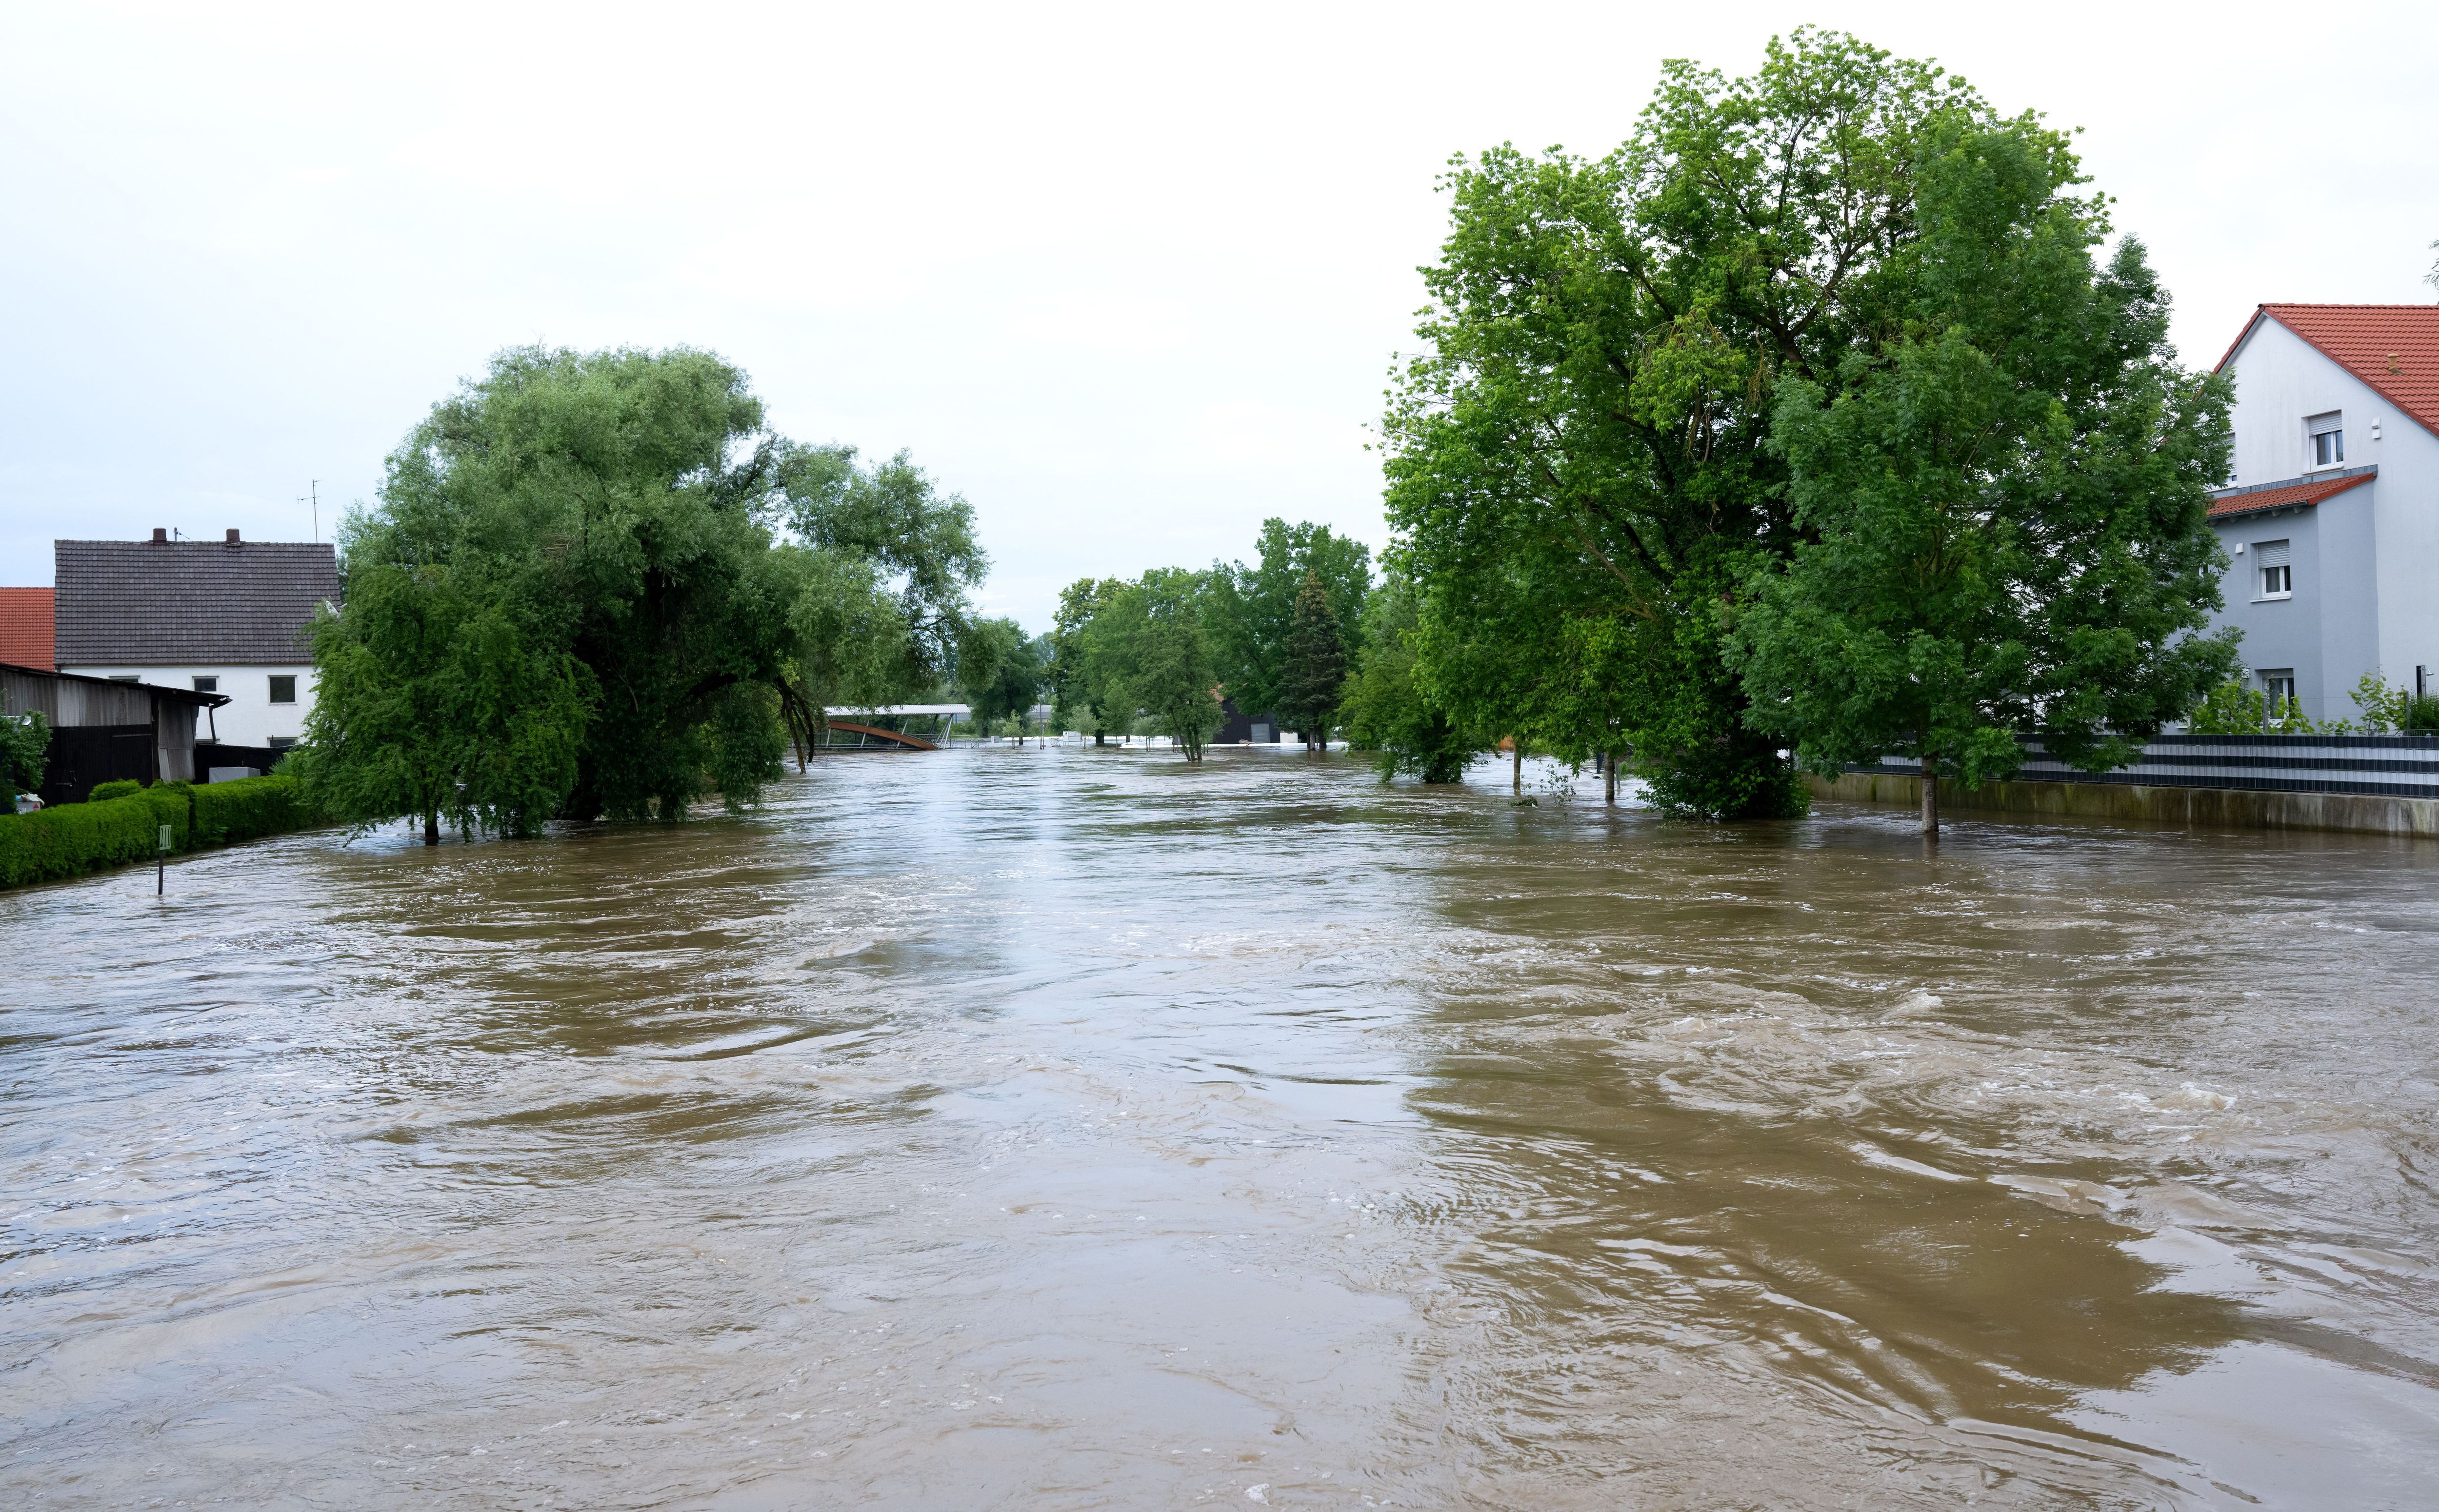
[2224,317,2439,693]
[53,664,316,747]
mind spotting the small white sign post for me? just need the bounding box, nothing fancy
[157,823,171,896]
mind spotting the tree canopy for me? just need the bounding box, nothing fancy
[1209,519,1372,721]
[304,345,986,835]
[1726,128,2237,832]
[1381,29,2234,824]
[1069,569,1223,760]
[960,617,1047,729]
[1277,571,1348,748]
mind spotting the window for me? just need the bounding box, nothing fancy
[2254,539,2292,599]
[191,675,217,693]
[109,674,139,683]
[2308,411,2344,469]
[2259,669,2296,704]
[266,736,297,751]
[268,675,297,704]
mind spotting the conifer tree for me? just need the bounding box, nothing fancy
[1279,571,1348,750]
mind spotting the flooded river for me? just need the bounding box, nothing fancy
[6,749,2439,1508]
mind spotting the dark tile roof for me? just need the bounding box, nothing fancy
[2218,303,2439,440]
[2207,470,2375,520]
[54,538,341,665]
[0,588,52,668]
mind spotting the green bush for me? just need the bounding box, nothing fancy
[2406,696,2439,734]
[192,775,305,845]
[89,779,142,803]
[0,793,166,888]
[0,773,316,890]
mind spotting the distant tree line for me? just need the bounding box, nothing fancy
[1048,519,1373,761]
[1362,28,2242,835]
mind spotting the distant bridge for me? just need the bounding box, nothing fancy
[812,704,967,754]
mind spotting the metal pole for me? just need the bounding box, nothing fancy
[157,823,170,895]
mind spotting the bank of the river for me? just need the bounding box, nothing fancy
[5,749,2437,1509]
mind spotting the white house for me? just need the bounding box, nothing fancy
[2205,304,2439,721]
[54,529,341,751]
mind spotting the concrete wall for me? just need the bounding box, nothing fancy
[55,663,314,747]
[1810,771,2439,839]
[2220,316,2439,699]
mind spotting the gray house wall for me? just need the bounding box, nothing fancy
[2211,504,2327,717]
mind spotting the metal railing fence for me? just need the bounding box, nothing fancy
[1848,734,2439,799]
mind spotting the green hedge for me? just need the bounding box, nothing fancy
[89,779,141,802]
[0,775,317,890]
[192,775,304,845]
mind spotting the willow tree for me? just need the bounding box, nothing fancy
[1385,30,1999,817]
[313,345,983,829]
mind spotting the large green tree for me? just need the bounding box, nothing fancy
[1277,571,1348,749]
[960,617,1046,731]
[1049,576,1130,742]
[301,564,591,842]
[315,345,984,828]
[1384,30,1997,817]
[1080,569,1223,760]
[1726,121,2237,836]
[1208,519,1372,720]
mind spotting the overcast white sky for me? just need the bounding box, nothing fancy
[4,1,2434,630]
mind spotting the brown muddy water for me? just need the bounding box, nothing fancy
[5,749,2439,1510]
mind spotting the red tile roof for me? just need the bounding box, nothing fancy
[2208,470,2374,519]
[0,588,54,669]
[2218,303,2439,439]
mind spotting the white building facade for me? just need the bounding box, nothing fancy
[2205,305,2439,722]
[53,531,340,753]
[48,663,318,748]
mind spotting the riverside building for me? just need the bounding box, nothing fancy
[52,529,341,752]
[2205,304,2439,722]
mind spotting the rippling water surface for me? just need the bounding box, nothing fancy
[6,749,2439,1509]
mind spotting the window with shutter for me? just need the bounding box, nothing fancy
[2307,411,2344,469]
[2254,539,2292,599]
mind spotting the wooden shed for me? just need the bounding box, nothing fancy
[0,662,229,806]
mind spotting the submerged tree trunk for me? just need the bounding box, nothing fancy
[1919,754,1939,840]
[1512,740,1523,792]
[1605,750,1618,805]
[424,809,440,847]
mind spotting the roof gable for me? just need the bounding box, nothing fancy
[54,540,341,666]
[2218,303,2439,440]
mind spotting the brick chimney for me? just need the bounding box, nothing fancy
[225,529,241,545]
[151,528,167,543]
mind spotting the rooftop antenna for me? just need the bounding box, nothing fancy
[299,480,319,542]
